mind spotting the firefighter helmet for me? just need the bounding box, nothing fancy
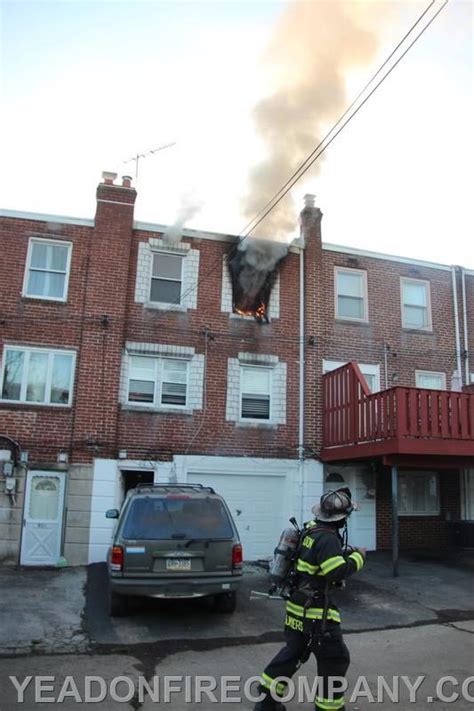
[311,486,357,522]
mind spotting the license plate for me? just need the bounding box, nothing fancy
[166,559,191,571]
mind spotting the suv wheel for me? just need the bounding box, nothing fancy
[109,591,129,617]
[214,591,237,614]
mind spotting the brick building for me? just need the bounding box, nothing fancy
[0,173,473,566]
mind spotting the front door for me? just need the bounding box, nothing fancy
[21,471,66,566]
[324,466,376,550]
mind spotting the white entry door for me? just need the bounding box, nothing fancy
[324,466,376,550]
[21,471,66,566]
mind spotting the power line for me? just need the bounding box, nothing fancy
[147,0,449,319]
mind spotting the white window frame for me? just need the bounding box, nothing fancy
[323,360,380,393]
[127,355,189,410]
[239,365,273,423]
[0,345,76,407]
[415,370,446,390]
[22,238,73,302]
[398,471,440,516]
[334,267,369,323]
[400,277,432,331]
[149,251,184,307]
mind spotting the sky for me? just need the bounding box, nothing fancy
[1,0,473,267]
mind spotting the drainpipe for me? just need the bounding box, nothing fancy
[383,343,389,390]
[451,266,462,379]
[461,267,470,385]
[299,231,305,523]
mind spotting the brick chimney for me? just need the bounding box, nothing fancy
[91,171,137,315]
[72,172,138,456]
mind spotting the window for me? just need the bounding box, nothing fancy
[122,497,233,540]
[24,239,72,301]
[1,347,75,405]
[415,370,446,390]
[335,268,368,322]
[128,356,188,408]
[398,472,440,516]
[150,253,183,305]
[401,278,431,330]
[240,366,271,420]
[323,360,380,393]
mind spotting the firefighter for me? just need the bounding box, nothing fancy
[254,486,366,711]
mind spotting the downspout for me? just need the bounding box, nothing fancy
[461,267,470,385]
[299,239,305,523]
[451,266,462,379]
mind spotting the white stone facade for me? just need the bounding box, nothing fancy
[120,341,204,414]
[225,352,287,426]
[221,255,280,320]
[135,238,200,311]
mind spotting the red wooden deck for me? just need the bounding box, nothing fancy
[321,362,474,464]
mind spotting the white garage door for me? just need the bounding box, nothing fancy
[187,472,286,561]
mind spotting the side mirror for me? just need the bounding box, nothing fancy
[106,509,119,519]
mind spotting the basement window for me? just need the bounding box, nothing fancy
[128,356,188,408]
[23,238,72,301]
[240,366,271,421]
[398,471,440,516]
[415,370,446,390]
[150,253,183,305]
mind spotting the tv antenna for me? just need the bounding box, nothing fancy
[123,141,177,180]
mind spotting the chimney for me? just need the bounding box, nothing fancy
[299,193,322,248]
[101,171,118,185]
[91,171,137,312]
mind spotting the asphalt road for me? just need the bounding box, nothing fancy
[1,622,473,710]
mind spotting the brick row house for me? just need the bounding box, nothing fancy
[0,173,473,566]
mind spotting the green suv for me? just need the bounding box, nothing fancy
[105,483,243,616]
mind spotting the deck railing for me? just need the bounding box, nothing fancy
[323,361,474,449]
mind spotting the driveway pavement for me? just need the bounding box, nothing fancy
[84,552,474,649]
[1,552,474,656]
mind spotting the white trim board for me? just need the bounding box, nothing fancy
[323,242,452,272]
[0,208,93,227]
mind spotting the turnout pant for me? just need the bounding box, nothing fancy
[259,623,350,711]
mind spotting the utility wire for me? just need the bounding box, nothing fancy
[147,0,449,319]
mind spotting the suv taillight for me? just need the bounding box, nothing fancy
[111,546,124,572]
[232,543,243,569]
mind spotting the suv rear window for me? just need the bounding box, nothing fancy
[122,496,234,540]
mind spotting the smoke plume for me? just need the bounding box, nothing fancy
[242,0,385,240]
[163,192,203,244]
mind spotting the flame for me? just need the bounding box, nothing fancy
[234,303,267,321]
